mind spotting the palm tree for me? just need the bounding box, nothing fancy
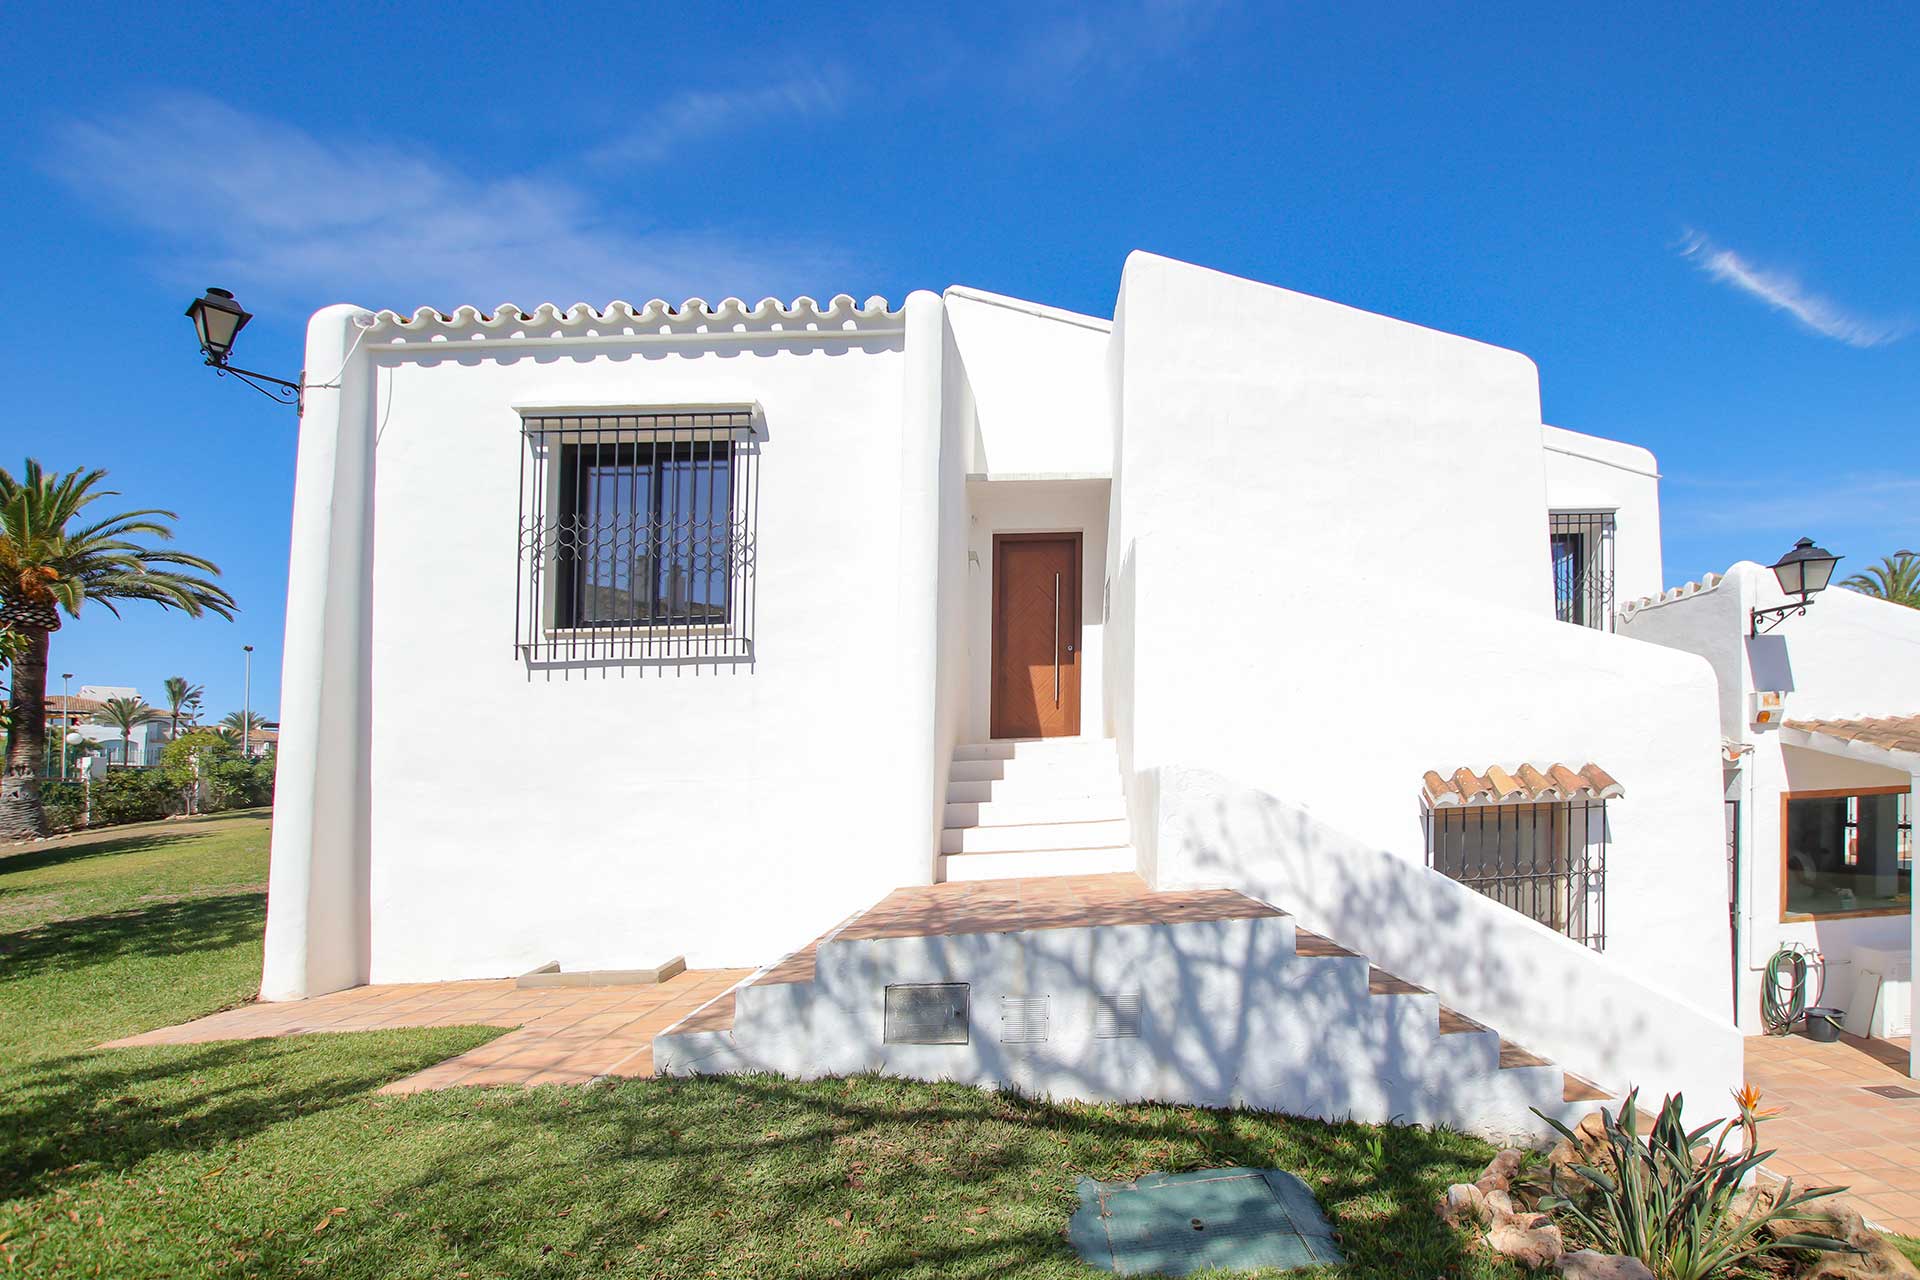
[1839,551,1920,610]
[219,709,267,755]
[92,696,162,766]
[162,676,205,739]
[0,460,235,837]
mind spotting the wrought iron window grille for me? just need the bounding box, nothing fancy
[1423,799,1609,951]
[1550,511,1617,632]
[516,409,760,667]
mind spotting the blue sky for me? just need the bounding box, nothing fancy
[3,2,1914,721]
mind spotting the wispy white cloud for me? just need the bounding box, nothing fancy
[1677,229,1908,348]
[1665,471,1920,537]
[584,71,847,170]
[1005,0,1235,90]
[49,93,850,312]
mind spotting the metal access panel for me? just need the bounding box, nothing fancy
[1069,1168,1343,1275]
[883,983,970,1045]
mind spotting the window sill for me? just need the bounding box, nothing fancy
[1780,906,1911,923]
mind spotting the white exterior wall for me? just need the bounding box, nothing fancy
[1103,252,1739,1105]
[1622,563,1920,1031]
[263,299,953,994]
[1542,424,1664,608]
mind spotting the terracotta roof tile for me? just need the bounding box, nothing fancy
[1424,762,1624,807]
[1785,714,1920,758]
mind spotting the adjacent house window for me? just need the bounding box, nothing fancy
[516,410,758,664]
[1781,788,1912,919]
[1549,512,1616,631]
[1424,801,1609,950]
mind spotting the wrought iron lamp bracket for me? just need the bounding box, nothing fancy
[1750,600,1811,636]
[205,357,305,412]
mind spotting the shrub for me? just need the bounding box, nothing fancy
[207,754,273,810]
[39,779,86,832]
[88,768,179,826]
[158,730,237,813]
[1536,1088,1853,1280]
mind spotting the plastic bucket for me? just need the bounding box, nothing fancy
[1802,1006,1844,1043]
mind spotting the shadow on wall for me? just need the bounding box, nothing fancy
[1153,766,1741,1111]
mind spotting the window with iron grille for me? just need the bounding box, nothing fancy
[516,409,758,664]
[1549,511,1616,631]
[1423,801,1608,950]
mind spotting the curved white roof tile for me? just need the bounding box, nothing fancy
[367,294,901,342]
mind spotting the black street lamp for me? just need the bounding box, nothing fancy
[1751,537,1842,635]
[185,287,303,410]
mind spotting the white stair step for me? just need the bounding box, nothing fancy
[941,819,1131,855]
[951,738,1118,762]
[948,757,1120,787]
[945,778,1120,804]
[944,795,1126,828]
[936,845,1137,882]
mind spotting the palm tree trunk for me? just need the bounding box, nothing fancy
[1,626,51,839]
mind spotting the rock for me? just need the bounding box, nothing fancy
[1793,1202,1920,1280]
[1556,1251,1655,1280]
[1486,1218,1564,1269]
[1483,1189,1517,1222]
[1477,1147,1527,1194]
[1437,1182,1491,1230]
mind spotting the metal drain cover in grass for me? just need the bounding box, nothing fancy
[1069,1168,1342,1275]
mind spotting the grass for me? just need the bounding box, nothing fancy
[0,810,1539,1278]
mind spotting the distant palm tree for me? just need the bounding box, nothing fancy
[0,460,234,836]
[220,709,267,736]
[93,696,162,765]
[162,676,205,739]
[1839,551,1920,610]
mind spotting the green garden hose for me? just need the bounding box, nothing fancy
[1761,945,1823,1035]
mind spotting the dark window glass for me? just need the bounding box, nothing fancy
[556,441,733,627]
[1784,791,1912,916]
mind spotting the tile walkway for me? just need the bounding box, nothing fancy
[1747,1030,1920,1234]
[104,967,752,1093]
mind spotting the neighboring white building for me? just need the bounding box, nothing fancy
[261,251,1742,1130]
[1621,563,1920,1036]
[67,685,169,766]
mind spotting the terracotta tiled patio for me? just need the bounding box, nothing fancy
[1747,1030,1920,1234]
[104,967,752,1093]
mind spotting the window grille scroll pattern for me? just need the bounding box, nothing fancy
[1423,800,1608,951]
[1550,511,1616,632]
[516,411,758,665]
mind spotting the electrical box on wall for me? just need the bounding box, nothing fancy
[1751,690,1787,729]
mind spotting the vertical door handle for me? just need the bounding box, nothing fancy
[1053,571,1061,705]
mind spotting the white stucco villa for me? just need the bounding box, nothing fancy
[260,250,1753,1137]
[1622,560,1920,1037]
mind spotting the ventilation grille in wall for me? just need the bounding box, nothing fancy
[883,983,970,1045]
[999,996,1051,1044]
[1093,991,1143,1039]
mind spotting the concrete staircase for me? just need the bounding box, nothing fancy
[940,739,1133,881]
[654,874,1612,1141]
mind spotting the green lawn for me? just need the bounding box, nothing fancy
[2,810,1532,1278]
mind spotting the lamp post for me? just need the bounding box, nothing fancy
[60,672,73,780]
[184,288,304,411]
[65,731,87,827]
[1751,537,1842,636]
[242,645,254,758]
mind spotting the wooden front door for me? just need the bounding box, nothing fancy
[991,533,1081,739]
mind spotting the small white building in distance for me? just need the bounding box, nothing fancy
[260,250,1746,1137]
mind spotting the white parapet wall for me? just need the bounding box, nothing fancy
[1100,252,1742,1110]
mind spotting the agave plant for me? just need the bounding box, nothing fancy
[1535,1089,1852,1280]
